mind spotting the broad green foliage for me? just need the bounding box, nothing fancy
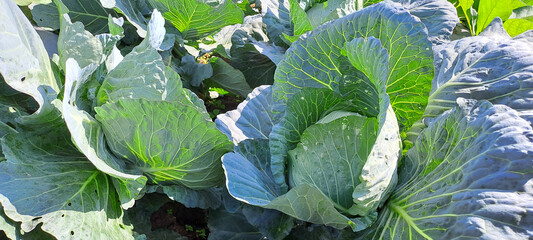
[2,0,533,238]
[208,57,253,97]
[95,98,233,187]
[504,6,533,36]
[358,100,533,239]
[63,60,147,209]
[154,0,244,40]
[273,1,434,133]
[407,19,533,142]
[0,130,133,239]
[0,2,234,238]
[393,0,458,43]
[454,0,533,36]
[100,0,152,37]
[32,0,119,34]
[476,0,526,35]
[58,14,104,70]
[0,206,17,240]
[221,33,403,232]
[0,0,59,110]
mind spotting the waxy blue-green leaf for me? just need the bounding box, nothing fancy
[58,13,104,70]
[0,0,59,111]
[273,1,434,133]
[263,37,400,229]
[304,0,358,28]
[288,112,378,212]
[216,85,274,144]
[358,100,533,239]
[177,55,213,88]
[408,19,533,142]
[218,86,293,239]
[153,0,244,40]
[241,205,294,240]
[266,184,356,229]
[0,205,17,240]
[63,59,147,209]
[96,10,191,107]
[32,0,120,34]
[95,98,233,188]
[393,0,459,44]
[100,0,150,37]
[0,130,133,239]
[260,0,291,46]
[208,57,252,97]
[161,185,223,209]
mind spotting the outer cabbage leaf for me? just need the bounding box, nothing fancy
[100,0,150,37]
[0,130,133,239]
[358,100,533,239]
[241,205,294,240]
[304,0,358,28]
[260,0,291,46]
[273,1,433,134]
[216,85,274,144]
[230,43,279,88]
[32,0,120,34]
[0,209,55,240]
[266,184,361,230]
[160,185,223,209]
[96,10,196,108]
[95,98,233,188]
[208,57,252,97]
[153,0,244,40]
[0,205,16,240]
[222,140,295,239]
[0,0,59,111]
[57,13,104,70]
[218,86,293,239]
[407,19,533,142]
[392,0,459,44]
[63,59,147,209]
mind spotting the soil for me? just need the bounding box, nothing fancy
[151,201,209,240]
[205,94,244,119]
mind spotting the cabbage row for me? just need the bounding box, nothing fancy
[0,0,532,239]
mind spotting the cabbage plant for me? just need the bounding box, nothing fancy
[0,1,232,238]
[1,0,533,238]
[217,0,533,239]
